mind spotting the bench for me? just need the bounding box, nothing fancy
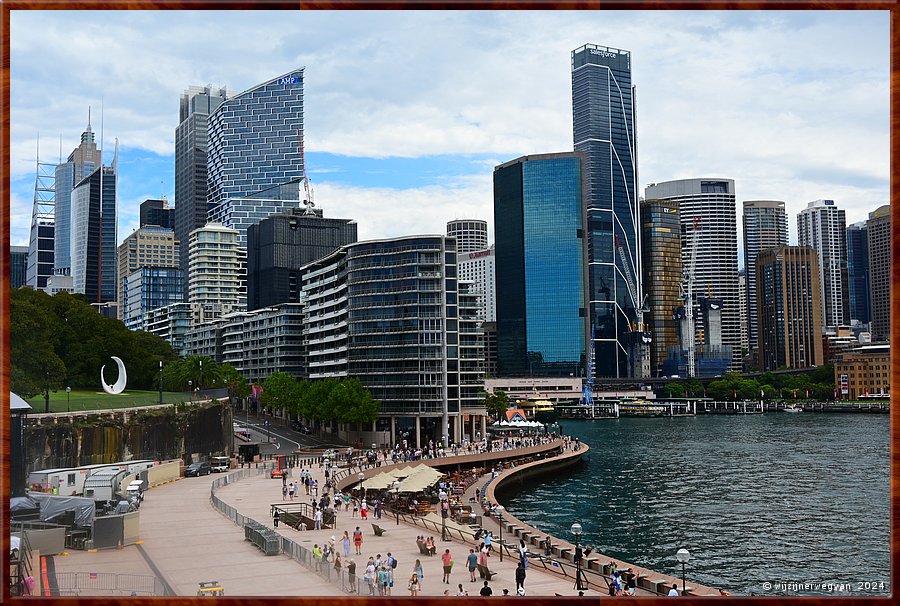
[476,563,497,581]
[372,524,386,537]
[417,541,435,556]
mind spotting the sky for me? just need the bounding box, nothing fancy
[8,10,890,269]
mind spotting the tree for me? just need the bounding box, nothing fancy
[221,364,250,407]
[481,389,509,420]
[259,372,299,412]
[10,290,66,398]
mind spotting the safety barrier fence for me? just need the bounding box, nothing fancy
[51,572,165,596]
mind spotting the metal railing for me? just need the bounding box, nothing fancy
[51,572,165,596]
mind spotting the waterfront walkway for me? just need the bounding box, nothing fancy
[48,438,717,596]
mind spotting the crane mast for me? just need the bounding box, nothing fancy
[684,216,702,378]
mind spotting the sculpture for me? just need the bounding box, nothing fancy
[100,356,128,395]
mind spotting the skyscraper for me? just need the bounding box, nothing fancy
[494,153,588,378]
[447,219,488,254]
[457,245,497,323]
[640,198,682,378]
[117,226,180,321]
[246,206,357,310]
[867,204,890,341]
[756,246,823,371]
[10,246,29,288]
[742,200,788,355]
[140,198,174,229]
[797,199,849,329]
[207,69,305,210]
[174,85,228,296]
[70,154,117,304]
[571,44,642,378]
[644,179,741,372]
[187,223,243,311]
[55,116,103,276]
[846,221,870,325]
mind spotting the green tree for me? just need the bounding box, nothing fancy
[481,389,509,420]
[221,364,251,407]
[259,372,299,412]
[10,291,66,399]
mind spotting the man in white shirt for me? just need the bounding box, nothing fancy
[668,583,680,596]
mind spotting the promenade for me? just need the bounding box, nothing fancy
[47,437,718,597]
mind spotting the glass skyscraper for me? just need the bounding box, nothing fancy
[571,44,643,378]
[70,162,117,304]
[846,221,870,325]
[206,68,305,211]
[494,153,588,378]
[55,118,102,276]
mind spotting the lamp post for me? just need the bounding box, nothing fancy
[66,387,71,413]
[571,522,585,590]
[44,370,50,414]
[158,360,163,405]
[439,489,448,541]
[199,359,203,399]
[675,548,690,596]
[358,472,366,500]
[392,480,401,525]
[495,505,504,562]
[188,380,192,401]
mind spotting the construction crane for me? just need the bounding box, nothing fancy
[683,216,702,377]
[581,327,595,407]
[615,234,651,377]
[614,234,650,331]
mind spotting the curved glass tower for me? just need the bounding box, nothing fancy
[572,44,643,378]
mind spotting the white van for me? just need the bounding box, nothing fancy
[127,479,145,501]
[209,457,230,473]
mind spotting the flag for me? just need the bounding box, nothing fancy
[833,388,837,399]
[805,388,809,398]
[733,389,737,399]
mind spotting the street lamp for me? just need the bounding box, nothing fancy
[571,522,586,591]
[188,380,192,401]
[66,387,71,413]
[439,489,448,541]
[495,505,504,562]
[675,548,690,596]
[392,480,401,525]
[358,472,366,499]
[199,359,203,399]
[158,361,163,405]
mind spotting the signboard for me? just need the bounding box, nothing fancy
[839,374,849,395]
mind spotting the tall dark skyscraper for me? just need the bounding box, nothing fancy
[174,85,228,296]
[640,198,681,378]
[246,206,357,310]
[742,200,788,359]
[140,198,174,228]
[71,158,117,304]
[571,44,643,378]
[846,221,870,325]
[10,246,29,288]
[494,153,588,378]
[867,205,890,341]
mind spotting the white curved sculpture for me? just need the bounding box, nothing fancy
[100,356,128,394]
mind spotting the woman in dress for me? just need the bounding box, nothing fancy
[408,572,420,596]
[414,559,424,591]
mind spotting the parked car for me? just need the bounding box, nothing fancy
[209,456,230,473]
[290,420,312,434]
[185,462,211,477]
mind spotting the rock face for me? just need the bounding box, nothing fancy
[24,401,231,471]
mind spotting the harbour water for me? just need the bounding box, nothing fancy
[502,414,890,595]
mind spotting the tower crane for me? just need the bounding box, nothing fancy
[615,234,651,377]
[683,216,702,377]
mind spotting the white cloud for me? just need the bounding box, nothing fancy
[7,10,889,256]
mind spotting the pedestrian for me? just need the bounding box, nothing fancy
[479,581,493,596]
[408,572,420,596]
[624,568,637,596]
[352,499,359,518]
[282,484,288,501]
[377,565,388,596]
[668,583,680,596]
[353,526,363,554]
[414,559,424,591]
[515,562,526,593]
[442,548,453,584]
[313,543,323,571]
[519,539,529,568]
[342,531,351,557]
[273,509,280,528]
[467,548,478,582]
[288,482,295,500]
[457,583,468,596]
[347,558,357,593]
[484,531,492,552]
[314,507,323,530]
[344,492,351,511]
[334,553,342,575]
[282,472,287,487]
[365,559,376,595]
[544,536,552,556]
[361,498,368,520]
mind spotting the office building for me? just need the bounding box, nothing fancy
[246,206,356,311]
[140,198,174,229]
[447,219,488,253]
[10,246,28,288]
[797,199,849,329]
[70,156,117,304]
[207,68,305,211]
[187,223,244,311]
[457,245,496,323]
[117,226,180,321]
[174,85,228,296]
[26,147,56,289]
[756,246,823,371]
[55,116,103,276]
[846,221,870,325]
[572,44,643,378]
[219,304,305,382]
[834,344,889,399]
[303,235,487,447]
[44,274,74,296]
[742,200,788,352]
[644,179,740,372]
[640,198,682,377]
[207,193,304,249]
[867,205,890,341]
[122,267,184,331]
[494,153,589,378]
[738,270,749,355]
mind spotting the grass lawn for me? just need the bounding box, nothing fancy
[26,389,195,413]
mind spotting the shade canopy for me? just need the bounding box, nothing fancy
[360,472,399,490]
[10,392,32,412]
[397,465,444,493]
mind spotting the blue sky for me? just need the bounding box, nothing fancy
[8,10,889,267]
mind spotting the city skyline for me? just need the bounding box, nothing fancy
[9,11,889,260]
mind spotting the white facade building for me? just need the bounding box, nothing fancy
[457,245,496,323]
[187,223,245,311]
[798,199,849,329]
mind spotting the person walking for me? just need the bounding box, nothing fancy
[364,559,376,596]
[408,572,420,596]
[353,526,363,555]
[273,509,280,528]
[479,581,493,596]
[342,531,351,557]
[347,558,357,594]
[466,548,478,582]
[668,583,680,596]
[442,549,453,584]
[377,565,389,596]
[334,553,342,576]
[314,507,323,530]
[484,531,492,552]
[515,562,526,593]
[282,484,288,501]
[414,559,424,592]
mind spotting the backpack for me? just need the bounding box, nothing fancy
[391,556,398,569]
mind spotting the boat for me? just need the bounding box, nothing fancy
[514,397,558,423]
[783,404,803,413]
